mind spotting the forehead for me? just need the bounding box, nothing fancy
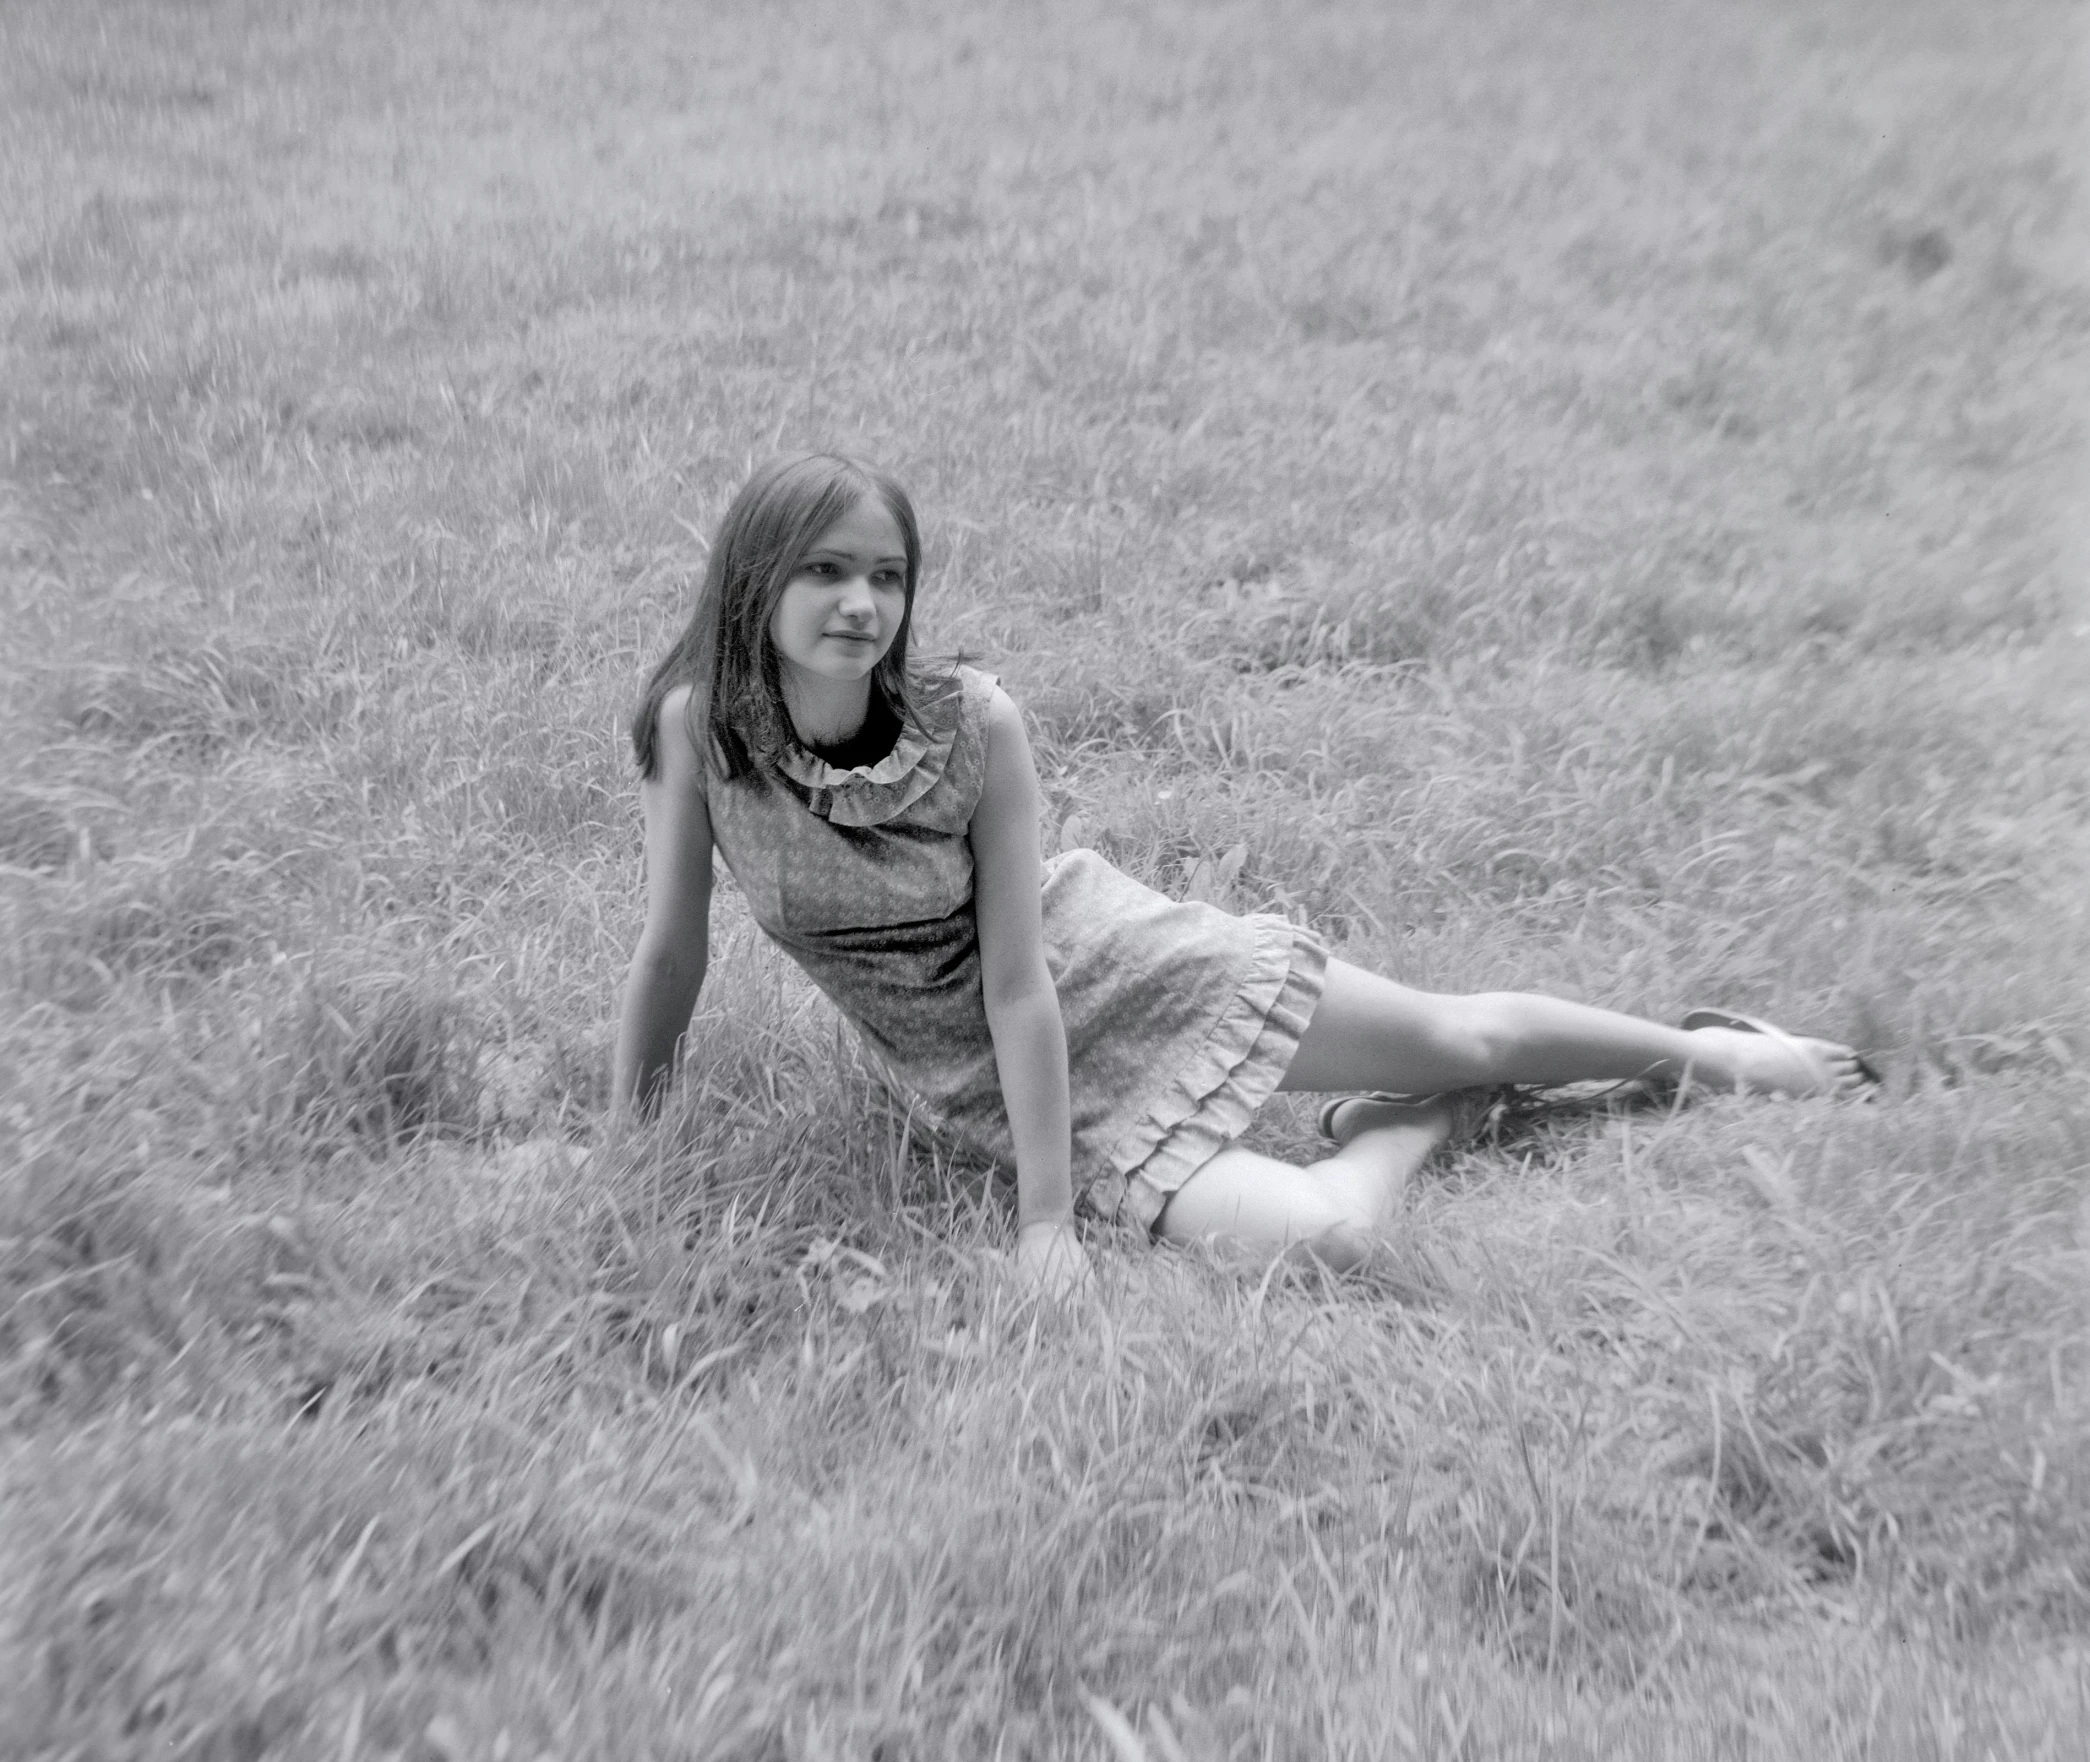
[806,495,907,559]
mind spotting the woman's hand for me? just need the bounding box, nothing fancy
[1015,1218,1093,1304]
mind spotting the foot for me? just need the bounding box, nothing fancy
[1680,1023,1875,1098]
[1318,1092,1464,1150]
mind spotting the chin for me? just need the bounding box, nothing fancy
[805,658,879,683]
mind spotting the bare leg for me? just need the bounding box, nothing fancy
[1153,964,1868,1268]
[1156,1096,1456,1269]
[1277,959,1872,1099]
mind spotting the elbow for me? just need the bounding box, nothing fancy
[639,944,687,979]
[631,938,702,991]
[982,962,1058,1022]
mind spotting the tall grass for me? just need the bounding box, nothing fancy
[2,0,2086,1754]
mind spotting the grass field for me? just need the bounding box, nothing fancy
[3,0,2088,1755]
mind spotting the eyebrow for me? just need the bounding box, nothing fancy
[805,547,908,568]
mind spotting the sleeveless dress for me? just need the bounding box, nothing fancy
[703,665,1329,1231]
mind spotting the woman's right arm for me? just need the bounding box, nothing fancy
[613,684,715,1118]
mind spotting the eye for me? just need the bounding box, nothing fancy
[872,568,905,589]
[801,560,838,579]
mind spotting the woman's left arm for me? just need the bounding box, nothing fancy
[969,686,1088,1300]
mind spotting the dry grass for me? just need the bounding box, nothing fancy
[3,0,2088,1755]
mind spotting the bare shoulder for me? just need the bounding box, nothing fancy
[650,682,708,796]
[974,685,1042,833]
[980,685,1038,777]
[984,683,1027,740]
[639,682,714,902]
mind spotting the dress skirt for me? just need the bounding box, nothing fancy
[1020,849,1327,1231]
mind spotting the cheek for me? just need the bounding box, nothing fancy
[768,589,812,645]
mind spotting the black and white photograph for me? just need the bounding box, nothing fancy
[3,1,2086,1755]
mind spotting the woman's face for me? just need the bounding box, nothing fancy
[766,496,910,689]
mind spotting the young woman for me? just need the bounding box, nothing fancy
[614,454,1875,1297]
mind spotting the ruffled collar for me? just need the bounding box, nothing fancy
[772,702,959,828]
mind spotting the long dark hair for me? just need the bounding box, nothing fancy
[631,453,928,782]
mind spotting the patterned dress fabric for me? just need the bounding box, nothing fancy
[703,664,1329,1230]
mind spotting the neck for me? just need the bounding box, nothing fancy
[779,669,873,748]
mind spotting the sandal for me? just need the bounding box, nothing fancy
[1679,1008,1882,1094]
[1316,1082,1672,1150]
[1315,1091,1447,1143]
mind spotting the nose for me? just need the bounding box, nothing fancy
[836,575,877,622]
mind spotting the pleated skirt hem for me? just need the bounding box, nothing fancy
[1079,915,1329,1233]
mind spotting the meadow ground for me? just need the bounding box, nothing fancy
[3,0,2088,1755]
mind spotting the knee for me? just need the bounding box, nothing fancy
[1292,1177,1384,1271]
[1294,1214,1378,1274]
[1412,994,1511,1086]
